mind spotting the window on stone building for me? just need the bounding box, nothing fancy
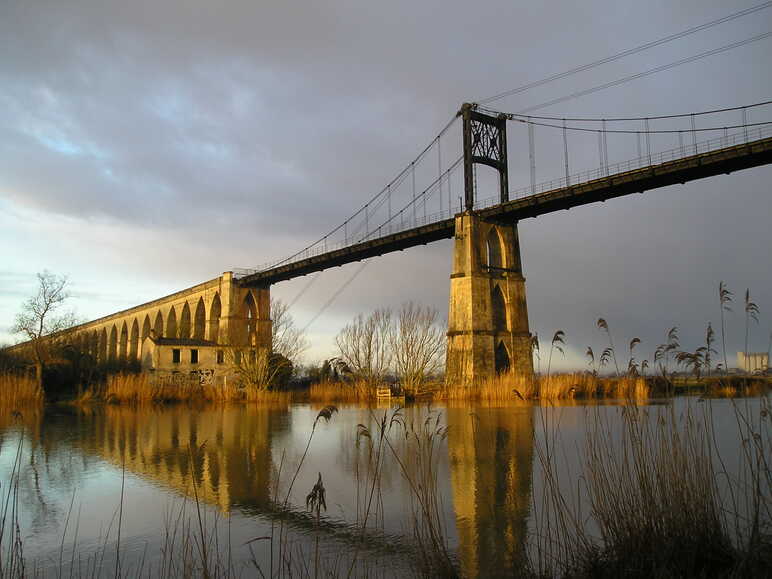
[216,350,224,364]
[190,349,199,364]
[172,349,181,364]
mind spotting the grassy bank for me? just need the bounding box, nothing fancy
[78,373,292,405]
[308,379,378,403]
[439,371,770,404]
[440,372,649,403]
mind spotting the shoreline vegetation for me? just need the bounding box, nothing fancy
[0,370,770,408]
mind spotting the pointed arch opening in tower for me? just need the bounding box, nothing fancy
[208,293,221,343]
[491,284,508,332]
[495,341,511,374]
[243,292,257,346]
[486,228,503,270]
[193,298,206,340]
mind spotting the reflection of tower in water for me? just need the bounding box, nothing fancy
[447,406,534,578]
[76,405,286,513]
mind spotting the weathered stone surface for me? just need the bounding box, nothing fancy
[4,272,273,371]
[446,212,533,384]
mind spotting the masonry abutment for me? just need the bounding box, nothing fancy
[446,212,533,384]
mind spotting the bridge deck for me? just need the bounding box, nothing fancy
[240,136,772,286]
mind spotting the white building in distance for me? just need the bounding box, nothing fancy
[736,352,769,373]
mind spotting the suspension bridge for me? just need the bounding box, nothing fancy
[6,99,772,384]
[235,103,772,285]
[224,100,772,381]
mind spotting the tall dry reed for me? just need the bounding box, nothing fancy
[441,371,648,403]
[530,400,771,577]
[442,370,536,403]
[93,373,290,404]
[537,373,649,401]
[308,379,378,403]
[0,373,44,407]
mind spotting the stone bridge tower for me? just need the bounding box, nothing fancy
[446,213,533,382]
[446,104,533,383]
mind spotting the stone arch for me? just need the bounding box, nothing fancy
[99,328,107,363]
[179,302,191,339]
[193,297,206,340]
[129,318,140,360]
[491,283,507,332]
[141,314,152,341]
[166,307,178,338]
[495,340,510,374]
[118,321,128,360]
[486,227,503,269]
[242,292,257,346]
[108,325,118,360]
[208,293,221,342]
[90,331,99,360]
[153,311,164,337]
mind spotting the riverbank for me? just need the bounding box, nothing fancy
[2,371,769,407]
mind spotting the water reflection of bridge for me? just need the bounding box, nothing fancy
[447,406,534,578]
[76,405,279,513]
[61,404,535,577]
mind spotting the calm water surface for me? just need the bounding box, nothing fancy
[0,396,766,577]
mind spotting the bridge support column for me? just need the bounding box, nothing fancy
[216,272,272,350]
[446,212,533,384]
[252,287,272,350]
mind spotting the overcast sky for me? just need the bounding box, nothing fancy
[1,0,771,370]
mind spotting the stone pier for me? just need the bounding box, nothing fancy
[446,212,533,384]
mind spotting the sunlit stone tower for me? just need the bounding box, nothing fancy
[446,104,533,383]
[446,213,533,382]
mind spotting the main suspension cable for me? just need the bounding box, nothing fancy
[478,1,772,105]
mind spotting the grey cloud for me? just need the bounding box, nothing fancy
[1,0,770,363]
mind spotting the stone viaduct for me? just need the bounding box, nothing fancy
[6,103,771,384]
[7,272,271,367]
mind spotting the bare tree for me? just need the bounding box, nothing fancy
[271,298,308,367]
[12,271,77,387]
[389,302,444,392]
[226,347,291,391]
[335,308,392,384]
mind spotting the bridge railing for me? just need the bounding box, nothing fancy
[475,124,772,211]
[234,124,772,279]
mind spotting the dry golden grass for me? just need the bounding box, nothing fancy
[85,373,291,405]
[0,373,44,406]
[441,370,536,403]
[532,402,771,577]
[308,379,378,403]
[538,373,649,401]
[439,371,649,403]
